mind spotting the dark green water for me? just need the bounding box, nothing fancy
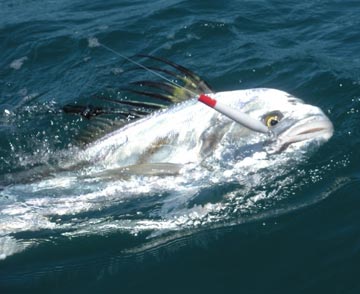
[1,1,360,293]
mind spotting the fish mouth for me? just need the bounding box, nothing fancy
[272,116,333,152]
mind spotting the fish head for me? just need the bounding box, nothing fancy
[226,89,334,154]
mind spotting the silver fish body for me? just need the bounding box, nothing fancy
[80,88,333,175]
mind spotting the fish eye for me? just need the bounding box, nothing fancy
[265,115,279,127]
[263,111,283,128]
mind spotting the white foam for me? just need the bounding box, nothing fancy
[88,37,100,48]
[9,56,28,70]
[0,236,33,260]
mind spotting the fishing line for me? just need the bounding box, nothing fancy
[98,43,198,98]
[94,40,269,134]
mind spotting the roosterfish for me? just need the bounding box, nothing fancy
[62,54,333,179]
[0,52,334,250]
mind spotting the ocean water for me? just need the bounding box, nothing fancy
[1,0,360,293]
